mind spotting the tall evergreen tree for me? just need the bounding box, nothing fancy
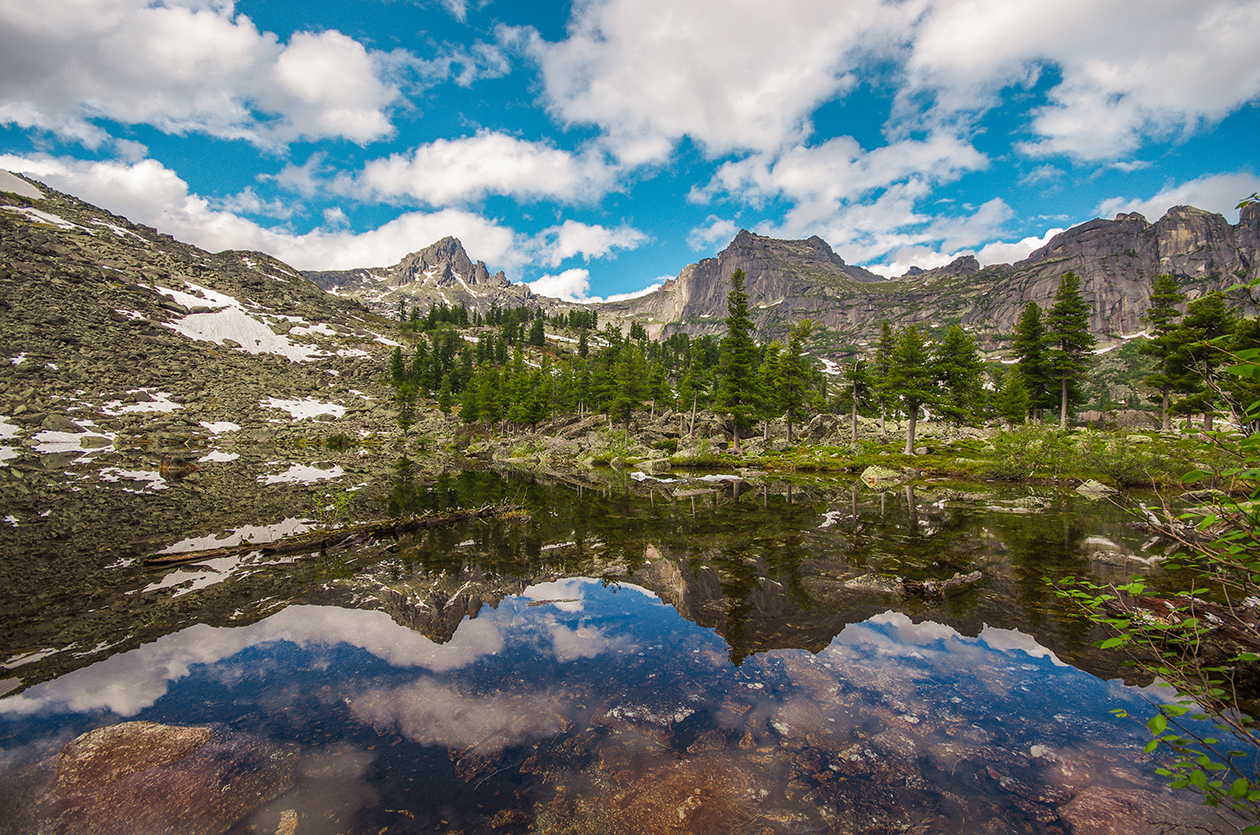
[1137,274,1184,431]
[716,269,760,453]
[872,320,896,438]
[887,325,936,454]
[1012,301,1052,420]
[1045,271,1096,427]
[778,319,814,444]
[842,359,873,443]
[1170,290,1236,431]
[934,325,984,425]
[993,368,1030,427]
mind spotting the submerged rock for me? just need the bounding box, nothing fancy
[860,465,906,487]
[48,721,298,835]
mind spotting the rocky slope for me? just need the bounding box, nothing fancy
[0,172,405,455]
[304,236,545,319]
[603,205,1260,349]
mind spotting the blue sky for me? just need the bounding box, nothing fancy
[2,0,1259,302]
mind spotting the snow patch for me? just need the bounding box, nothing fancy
[0,416,18,439]
[164,307,326,362]
[156,517,315,555]
[261,397,345,421]
[198,450,240,463]
[99,468,167,492]
[0,170,44,200]
[199,421,241,434]
[259,464,345,485]
[1,205,84,231]
[103,389,181,414]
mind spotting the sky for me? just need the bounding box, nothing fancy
[1,0,1259,303]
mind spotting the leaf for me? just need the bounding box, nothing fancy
[1099,636,1128,649]
[1148,714,1168,735]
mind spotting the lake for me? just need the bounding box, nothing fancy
[0,440,1240,834]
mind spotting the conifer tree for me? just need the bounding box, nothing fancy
[888,325,936,454]
[716,269,760,453]
[994,368,1031,426]
[1137,274,1184,431]
[872,320,896,437]
[1170,290,1236,431]
[780,319,815,443]
[1012,302,1052,420]
[843,359,873,443]
[934,325,983,425]
[1045,271,1096,427]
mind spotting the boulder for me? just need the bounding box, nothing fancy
[49,721,298,835]
[860,465,905,487]
[1076,479,1117,500]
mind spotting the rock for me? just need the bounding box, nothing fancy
[41,414,82,433]
[640,458,671,475]
[49,721,298,835]
[860,465,905,487]
[1076,479,1117,500]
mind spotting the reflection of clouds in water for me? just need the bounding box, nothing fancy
[350,680,571,753]
[546,620,634,663]
[522,578,593,612]
[829,611,1064,668]
[0,606,504,718]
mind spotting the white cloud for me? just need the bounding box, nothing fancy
[526,0,917,164]
[529,219,647,267]
[1095,171,1260,225]
[527,268,594,301]
[351,131,619,205]
[0,154,521,270]
[526,268,663,303]
[975,227,1063,266]
[900,0,1260,161]
[0,0,403,146]
[688,216,739,251]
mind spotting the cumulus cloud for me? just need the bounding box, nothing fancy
[900,0,1260,160]
[688,216,739,251]
[525,0,916,164]
[0,154,522,270]
[0,0,404,146]
[529,219,647,267]
[525,267,663,303]
[350,132,619,205]
[1095,171,1260,225]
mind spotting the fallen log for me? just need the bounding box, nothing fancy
[144,504,523,567]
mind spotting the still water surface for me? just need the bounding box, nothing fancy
[0,453,1235,833]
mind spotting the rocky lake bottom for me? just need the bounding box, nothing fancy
[0,433,1248,834]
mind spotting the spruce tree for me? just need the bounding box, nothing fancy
[843,359,873,443]
[934,325,983,425]
[872,320,896,438]
[780,319,815,444]
[1012,302,1052,420]
[994,368,1030,427]
[1137,274,1184,431]
[887,325,936,454]
[1169,291,1236,431]
[716,269,760,453]
[1045,271,1096,427]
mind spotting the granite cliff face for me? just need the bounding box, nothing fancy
[602,205,1260,348]
[304,236,539,318]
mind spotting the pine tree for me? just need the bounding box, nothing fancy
[716,269,760,453]
[1169,291,1236,431]
[887,325,936,454]
[872,320,896,438]
[993,368,1030,427]
[934,325,983,426]
[843,359,873,443]
[1137,274,1184,431]
[1012,302,1052,420]
[1045,271,1096,427]
[780,319,815,444]
[528,317,545,347]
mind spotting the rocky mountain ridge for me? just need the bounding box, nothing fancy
[604,204,1260,348]
[304,235,542,318]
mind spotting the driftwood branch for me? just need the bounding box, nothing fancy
[145,504,522,567]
